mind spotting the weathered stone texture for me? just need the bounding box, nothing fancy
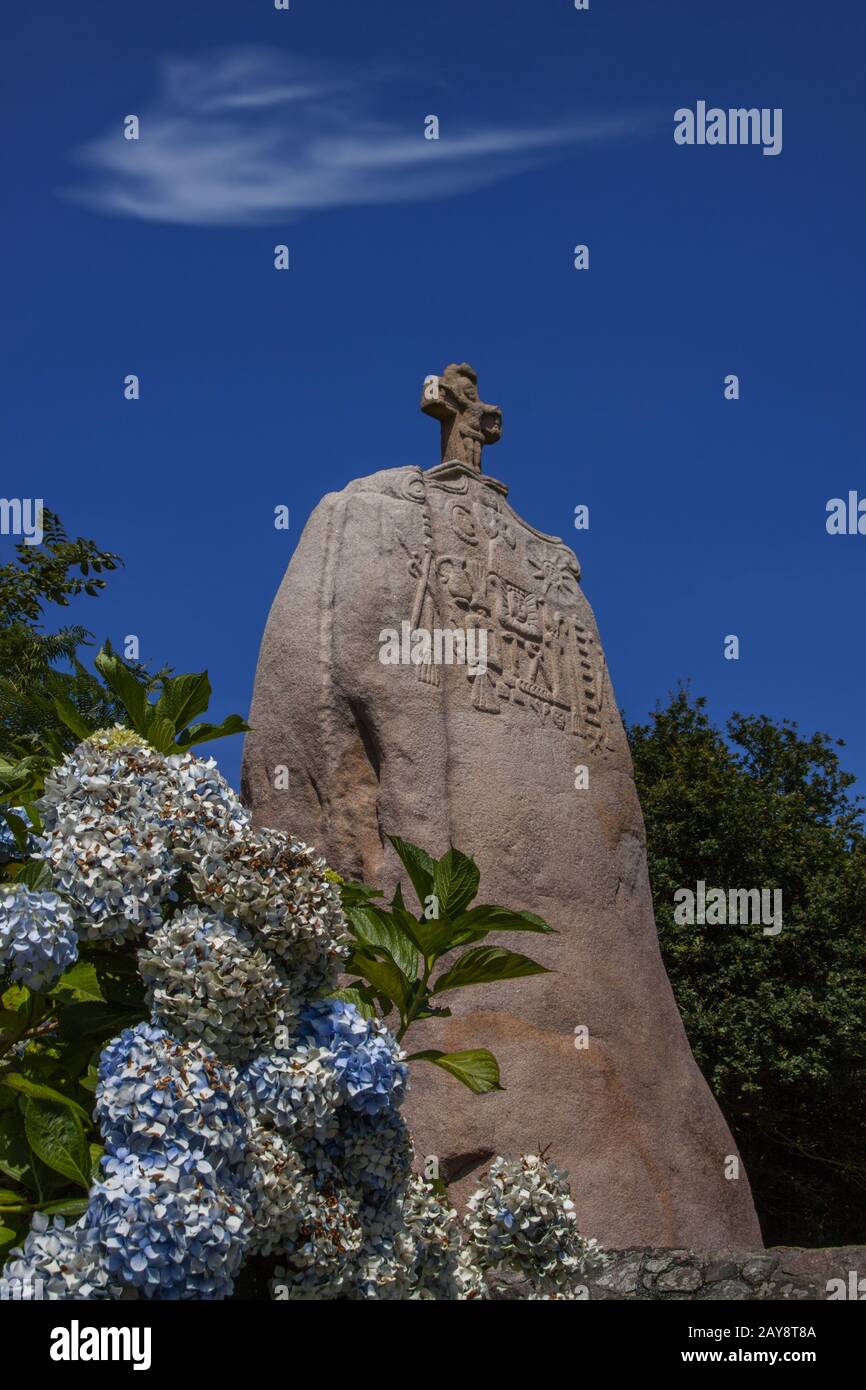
[579,1246,866,1301]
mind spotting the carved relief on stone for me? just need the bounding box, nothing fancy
[397,492,610,753]
[404,366,618,755]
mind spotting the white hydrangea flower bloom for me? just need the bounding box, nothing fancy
[138,906,288,1062]
[464,1154,607,1297]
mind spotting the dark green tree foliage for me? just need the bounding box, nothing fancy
[0,510,126,746]
[628,688,866,1246]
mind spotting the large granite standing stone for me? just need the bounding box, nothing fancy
[241,365,762,1249]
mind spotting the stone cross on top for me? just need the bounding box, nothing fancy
[421,362,502,473]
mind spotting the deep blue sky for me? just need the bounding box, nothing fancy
[3,0,864,801]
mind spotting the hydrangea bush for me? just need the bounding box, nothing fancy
[1,697,603,1299]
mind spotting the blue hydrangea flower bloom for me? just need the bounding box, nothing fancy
[0,886,78,991]
[96,1023,248,1178]
[86,1148,251,1300]
[0,1212,113,1301]
[242,1044,339,1136]
[299,999,408,1116]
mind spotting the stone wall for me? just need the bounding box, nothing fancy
[489,1247,866,1300]
[590,1247,866,1300]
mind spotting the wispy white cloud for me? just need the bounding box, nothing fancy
[67,48,649,227]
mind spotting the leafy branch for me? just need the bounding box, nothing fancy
[332,835,554,1095]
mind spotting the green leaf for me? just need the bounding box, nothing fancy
[347,950,412,1015]
[82,947,147,1007]
[49,961,105,1004]
[431,946,550,995]
[143,715,177,754]
[94,648,148,734]
[0,1225,19,1250]
[345,905,419,979]
[449,904,556,943]
[0,1010,24,1039]
[2,1074,89,1123]
[432,848,481,919]
[0,1187,24,1204]
[390,904,455,961]
[10,858,52,891]
[339,880,384,909]
[173,714,249,751]
[412,1005,452,1022]
[41,1195,90,1219]
[405,1048,503,1094]
[24,1098,90,1190]
[52,694,93,742]
[78,1067,99,1094]
[387,836,435,909]
[154,672,212,734]
[1,985,29,1013]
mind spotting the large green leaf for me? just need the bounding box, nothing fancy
[82,947,147,1007]
[52,694,93,743]
[449,904,556,943]
[2,1073,90,1123]
[347,950,413,1015]
[345,904,419,979]
[94,648,148,734]
[24,1098,90,1190]
[10,858,52,891]
[143,715,177,754]
[431,946,549,995]
[339,880,384,909]
[41,1195,90,1219]
[154,672,212,734]
[390,904,455,961]
[387,836,435,909]
[174,715,249,751]
[406,1048,503,1094]
[49,961,105,1004]
[432,848,480,919]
